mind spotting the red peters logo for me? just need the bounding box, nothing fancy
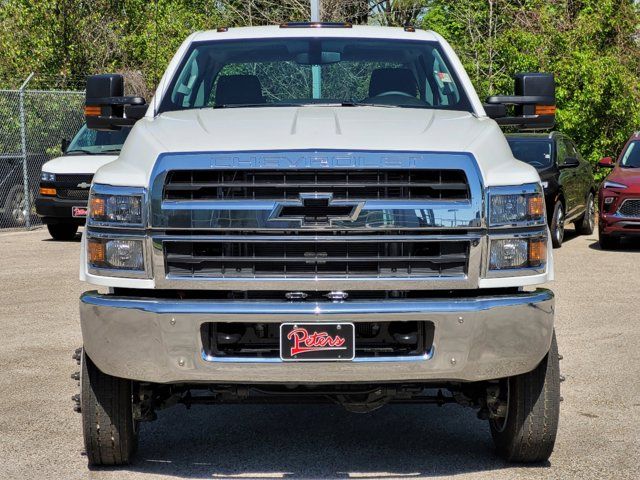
[287,327,347,356]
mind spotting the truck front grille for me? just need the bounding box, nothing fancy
[618,199,640,218]
[55,174,92,201]
[201,321,434,359]
[164,239,469,278]
[164,169,470,201]
[57,188,90,200]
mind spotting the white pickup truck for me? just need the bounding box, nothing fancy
[76,24,560,466]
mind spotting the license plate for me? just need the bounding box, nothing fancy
[280,323,355,361]
[72,206,87,218]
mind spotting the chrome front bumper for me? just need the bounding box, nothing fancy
[80,289,554,384]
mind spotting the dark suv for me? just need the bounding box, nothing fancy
[507,132,596,247]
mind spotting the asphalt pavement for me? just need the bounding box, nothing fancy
[0,227,638,479]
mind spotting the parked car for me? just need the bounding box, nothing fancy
[597,131,640,249]
[35,124,130,240]
[506,132,596,247]
[0,153,48,227]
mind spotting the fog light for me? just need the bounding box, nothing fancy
[604,197,615,204]
[88,238,144,271]
[105,239,144,269]
[489,237,547,270]
[490,239,528,270]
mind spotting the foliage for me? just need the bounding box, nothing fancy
[422,0,640,164]
[0,0,639,165]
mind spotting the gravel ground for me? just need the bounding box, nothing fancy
[0,227,638,479]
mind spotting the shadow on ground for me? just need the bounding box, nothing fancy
[588,236,640,252]
[92,404,550,479]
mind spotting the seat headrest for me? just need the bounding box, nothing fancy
[368,68,418,98]
[215,75,265,106]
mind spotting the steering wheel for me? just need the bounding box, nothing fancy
[375,90,414,98]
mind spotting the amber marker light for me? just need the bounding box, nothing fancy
[88,239,106,265]
[89,196,105,219]
[39,187,56,196]
[528,195,545,219]
[535,105,556,115]
[528,238,546,267]
[84,105,101,116]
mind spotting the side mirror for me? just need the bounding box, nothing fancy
[484,103,507,119]
[61,138,70,153]
[484,72,556,130]
[597,156,615,168]
[559,156,580,169]
[85,74,146,131]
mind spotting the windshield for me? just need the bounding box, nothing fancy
[620,141,640,168]
[507,139,553,169]
[158,38,473,113]
[67,124,131,155]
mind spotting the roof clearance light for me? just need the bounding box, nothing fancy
[280,22,352,29]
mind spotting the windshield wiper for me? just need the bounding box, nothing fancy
[341,101,397,108]
[213,103,301,109]
[66,149,95,155]
[621,165,640,168]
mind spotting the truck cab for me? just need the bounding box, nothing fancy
[76,25,560,466]
[36,124,130,240]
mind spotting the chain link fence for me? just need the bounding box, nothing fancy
[0,76,85,229]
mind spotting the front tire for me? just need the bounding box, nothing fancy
[550,201,565,248]
[490,332,560,463]
[81,349,138,466]
[47,223,78,241]
[575,193,595,235]
[3,185,31,227]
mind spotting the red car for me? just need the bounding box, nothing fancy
[598,131,640,249]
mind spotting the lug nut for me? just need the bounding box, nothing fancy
[558,354,563,360]
[71,372,80,381]
[559,374,566,382]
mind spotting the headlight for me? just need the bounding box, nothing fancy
[489,184,545,226]
[41,171,55,182]
[489,236,546,270]
[88,185,144,227]
[603,180,627,189]
[88,238,145,271]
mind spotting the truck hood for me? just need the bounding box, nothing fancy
[94,106,541,187]
[42,154,119,175]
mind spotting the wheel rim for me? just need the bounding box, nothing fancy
[11,190,26,224]
[490,379,510,433]
[555,205,565,243]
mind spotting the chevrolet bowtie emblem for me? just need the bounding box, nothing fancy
[77,182,91,189]
[268,193,363,226]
